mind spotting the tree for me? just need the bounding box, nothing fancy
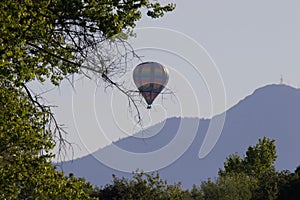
[199,137,300,200]
[1,0,175,86]
[220,137,277,177]
[243,137,277,177]
[277,167,300,200]
[0,0,174,198]
[0,82,96,199]
[189,184,204,200]
[92,171,185,200]
[215,137,279,199]
[219,138,279,199]
[1,0,175,126]
[200,173,255,200]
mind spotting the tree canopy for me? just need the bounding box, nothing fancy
[88,137,300,200]
[1,0,175,129]
[196,137,300,200]
[0,0,174,198]
[91,171,187,200]
[1,0,175,86]
[0,81,97,199]
[220,137,277,177]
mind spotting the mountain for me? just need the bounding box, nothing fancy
[58,84,300,188]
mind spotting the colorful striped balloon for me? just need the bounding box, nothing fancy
[133,62,169,109]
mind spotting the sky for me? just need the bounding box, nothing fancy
[29,0,300,160]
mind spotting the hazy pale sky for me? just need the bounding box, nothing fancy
[30,0,300,160]
[140,0,300,101]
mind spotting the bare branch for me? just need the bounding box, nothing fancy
[21,83,74,160]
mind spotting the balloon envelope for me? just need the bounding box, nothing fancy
[133,62,169,108]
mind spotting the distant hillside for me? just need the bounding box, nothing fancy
[59,84,300,188]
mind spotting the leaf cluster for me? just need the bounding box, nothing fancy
[0,0,175,87]
[0,0,175,198]
[193,137,300,200]
[0,82,97,199]
[92,171,186,200]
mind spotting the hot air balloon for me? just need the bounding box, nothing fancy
[133,62,169,109]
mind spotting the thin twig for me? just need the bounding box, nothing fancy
[21,83,74,160]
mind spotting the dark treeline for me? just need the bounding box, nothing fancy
[88,137,300,200]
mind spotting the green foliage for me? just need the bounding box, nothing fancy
[243,137,277,177]
[189,185,204,200]
[220,137,277,178]
[0,0,175,86]
[0,0,174,198]
[221,153,243,175]
[208,137,278,199]
[195,137,300,200]
[200,173,255,200]
[0,82,97,199]
[277,167,300,200]
[93,171,185,200]
[252,170,279,200]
